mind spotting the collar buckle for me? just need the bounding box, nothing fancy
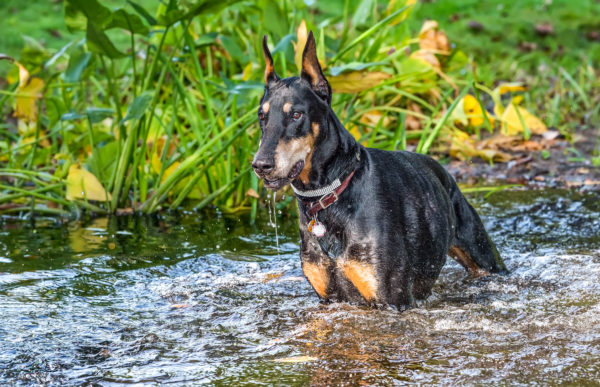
[318,191,338,209]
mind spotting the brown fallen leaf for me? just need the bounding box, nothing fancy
[245,188,259,198]
[405,103,423,131]
[450,130,512,162]
[535,22,554,36]
[467,20,484,32]
[518,41,538,52]
[418,20,451,53]
[587,31,600,42]
[512,140,544,152]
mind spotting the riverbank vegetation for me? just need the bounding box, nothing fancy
[1,0,598,220]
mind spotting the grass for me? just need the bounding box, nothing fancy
[0,0,598,220]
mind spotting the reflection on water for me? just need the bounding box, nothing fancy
[1,190,599,385]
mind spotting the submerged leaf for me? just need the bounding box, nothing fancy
[274,356,317,363]
[66,164,112,201]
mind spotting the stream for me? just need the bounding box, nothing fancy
[1,189,599,385]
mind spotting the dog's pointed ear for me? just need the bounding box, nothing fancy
[301,31,331,104]
[262,35,279,84]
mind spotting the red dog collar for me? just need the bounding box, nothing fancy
[302,170,356,218]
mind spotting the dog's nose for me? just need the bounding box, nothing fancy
[252,158,274,175]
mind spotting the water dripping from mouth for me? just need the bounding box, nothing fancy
[270,190,281,259]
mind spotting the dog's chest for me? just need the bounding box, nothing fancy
[300,217,345,259]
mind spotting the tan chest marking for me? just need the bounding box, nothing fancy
[337,260,378,301]
[302,261,330,298]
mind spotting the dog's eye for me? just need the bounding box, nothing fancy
[291,111,302,120]
[258,112,265,121]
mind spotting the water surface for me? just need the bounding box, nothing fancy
[1,189,599,385]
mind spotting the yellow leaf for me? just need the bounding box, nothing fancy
[151,152,162,174]
[66,164,112,202]
[462,94,495,127]
[274,356,317,363]
[386,0,418,25]
[241,62,253,81]
[347,123,367,145]
[161,161,181,184]
[495,82,527,95]
[499,104,547,136]
[450,130,512,162]
[15,77,44,122]
[329,71,390,93]
[294,20,308,72]
[410,50,441,70]
[21,132,51,148]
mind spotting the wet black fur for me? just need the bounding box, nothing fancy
[254,32,507,310]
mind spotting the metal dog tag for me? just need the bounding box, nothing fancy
[311,220,326,238]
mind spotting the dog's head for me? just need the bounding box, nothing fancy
[252,31,331,190]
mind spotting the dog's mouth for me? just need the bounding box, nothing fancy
[287,160,305,179]
[263,161,304,190]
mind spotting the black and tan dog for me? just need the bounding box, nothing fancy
[252,32,507,310]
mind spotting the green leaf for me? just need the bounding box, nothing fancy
[195,32,218,47]
[272,34,296,55]
[64,0,112,32]
[86,22,126,58]
[107,9,149,35]
[121,92,153,123]
[263,0,287,38]
[157,0,245,27]
[127,0,157,26]
[64,51,92,83]
[86,107,115,124]
[88,141,119,184]
[352,0,374,28]
[329,61,387,76]
[219,35,245,62]
[61,111,86,121]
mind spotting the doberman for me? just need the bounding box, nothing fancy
[252,31,507,310]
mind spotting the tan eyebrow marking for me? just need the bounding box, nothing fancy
[283,102,292,113]
[262,102,270,113]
